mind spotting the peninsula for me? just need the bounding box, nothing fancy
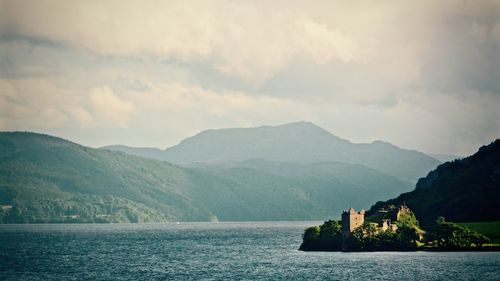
[299,205,493,251]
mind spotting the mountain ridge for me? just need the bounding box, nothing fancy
[0,131,413,223]
[102,122,440,182]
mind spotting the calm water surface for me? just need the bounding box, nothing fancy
[1,222,499,280]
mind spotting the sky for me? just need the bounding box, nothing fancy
[1,0,499,156]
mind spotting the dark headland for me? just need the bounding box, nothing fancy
[299,205,499,252]
[300,140,500,252]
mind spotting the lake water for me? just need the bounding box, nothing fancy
[1,222,499,280]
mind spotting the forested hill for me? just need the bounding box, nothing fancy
[0,132,413,223]
[103,122,441,183]
[367,139,500,224]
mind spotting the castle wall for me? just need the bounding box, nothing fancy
[396,206,410,221]
[341,208,365,236]
[348,213,364,231]
[341,205,407,237]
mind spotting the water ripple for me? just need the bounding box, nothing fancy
[1,222,499,280]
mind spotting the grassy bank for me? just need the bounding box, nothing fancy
[456,221,500,244]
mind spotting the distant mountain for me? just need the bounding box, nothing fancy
[0,132,413,223]
[185,159,413,221]
[100,145,166,161]
[428,153,462,163]
[102,122,441,182]
[367,139,500,224]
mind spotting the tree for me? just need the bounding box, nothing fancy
[319,220,342,250]
[303,226,320,242]
[345,223,380,251]
[299,226,321,250]
[397,225,419,250]
[396,211,419,228]
[430,217,490,249]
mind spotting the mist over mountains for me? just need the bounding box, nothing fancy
[103,122,440,183]
[0,130,415,223]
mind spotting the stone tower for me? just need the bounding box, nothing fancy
[396,205,410,221]
[341,208,365,236]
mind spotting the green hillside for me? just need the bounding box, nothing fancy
[0,132,413,223]
[186,160,412,221]
[367,139,500,224]
[457,221,500,243]
[0,132,209,223]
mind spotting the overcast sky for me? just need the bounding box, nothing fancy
[1,0,499,155]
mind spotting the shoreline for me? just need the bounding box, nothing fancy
[300,246,500,252]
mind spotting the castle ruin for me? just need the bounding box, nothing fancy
[341,208,365,237]
[379,219,398,232]
[341,205,408,236]
[395,205,410,221]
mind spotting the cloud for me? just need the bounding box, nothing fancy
[0,79,71,129]
[1,1,499,155]
[127,82,312,140]
[1,0,363,83]
[89,86,135,127]
[64,106,93,127]
[0,79,135,129]
[210,12,363,82]
[297,18,359,63]
[1,73,498,155]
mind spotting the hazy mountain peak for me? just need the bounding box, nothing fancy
[96,122,441,182]
[177,121,349,147]
[428,153,462,163]
[159,122,440,182]
[371,140,397,147]
[272,121,326,130]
